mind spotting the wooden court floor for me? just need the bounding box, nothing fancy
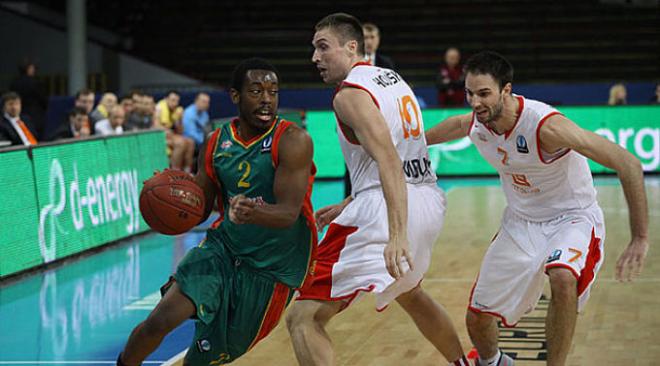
[177,179,660,366]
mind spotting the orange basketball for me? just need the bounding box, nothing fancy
[139,170,205,235]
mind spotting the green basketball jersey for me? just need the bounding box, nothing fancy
[204,118,316,288]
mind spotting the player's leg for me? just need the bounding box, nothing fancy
[545,267,577,366]
[465,310,501,363]
[286,299,344,366]
[119,281,195,366]
[396,285,469,365]
[169,133,185,170]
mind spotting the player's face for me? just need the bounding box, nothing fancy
[312,28,355,84]
[465,73,510,128]
[232,70,279,131]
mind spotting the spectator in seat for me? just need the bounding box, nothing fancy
[0,91,38,146]
[363,23,395,69]
[649,82,660,104]
[10,59,47,139]
[182,92,211,149]
[75,89,96,116]
[436,47,465,107]
[48,107,91,141]
[95,105,125,135]
[90,92,118,124]
[155,90,195,172]
[608,83,627,105]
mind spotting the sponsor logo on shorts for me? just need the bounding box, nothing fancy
[197,339,212,353]
[546,249,562,263]
[516,135,529,154]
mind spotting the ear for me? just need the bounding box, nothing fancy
[502,82,513,96]
[229,88,240,105]
[346,39,358,55]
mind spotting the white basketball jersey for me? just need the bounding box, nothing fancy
[468,96,597,221]
[336,63,436,196]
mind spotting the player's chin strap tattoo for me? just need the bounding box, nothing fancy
[117,353,140,366]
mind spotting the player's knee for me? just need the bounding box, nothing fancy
[286,304,311,332]
[466,309,494,330]
[548,267,577,301]
[396,284,423,306]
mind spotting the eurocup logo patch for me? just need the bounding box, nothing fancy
[261,136,273,153]
[546,249,562,263]
[516,135,529,154]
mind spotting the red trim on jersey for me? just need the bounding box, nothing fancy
[230,118,277,147]
[536,111,570,164]
[204,128,221,187]
[503,95,525,139]
[577,229,602,296]
[296,223,358,304]
[467,111,476,135]
[247,283,291,351]
[339,81,381,109]
[271,120,294,167]
[204,128,225,228]
[352,61,372,68]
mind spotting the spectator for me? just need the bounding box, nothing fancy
[608,83,627,105]
[9,59,47,139]
[436,47,465,107]
[125,93,153,131]
[182,92,210,148]
[75,89,96,115]
[119,95,134,115]
[0,91,38,146]
[650,82,660,104]
[155,90,194,171]
[48,107,90,140]
[90,92,117,124]
[95,105,125,135]
[362,23,395,69]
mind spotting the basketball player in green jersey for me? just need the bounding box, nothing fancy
[118,58,317,366]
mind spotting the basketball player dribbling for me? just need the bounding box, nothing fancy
[425,51,649,366]
[285,13,470,366]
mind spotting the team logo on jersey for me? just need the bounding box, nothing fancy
[196,339,212,352]
[261,136,273,153]
[546,249,562,263]
[221,140,233,150]
[516,135,529,154]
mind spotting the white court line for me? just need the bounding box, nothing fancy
[161,349,188,366]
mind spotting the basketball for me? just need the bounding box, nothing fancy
[139,170,205,235]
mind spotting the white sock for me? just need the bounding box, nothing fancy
[479,349,501,366]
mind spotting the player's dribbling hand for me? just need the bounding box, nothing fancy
[615,236,648,282]
[384,237,414,280]
[228,194,256,224]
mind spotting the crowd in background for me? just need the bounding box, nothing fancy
[0,60,212,172]
[3,29,660,159]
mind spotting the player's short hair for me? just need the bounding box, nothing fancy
[465,51,514,90]
[315,13,365,57]
[230,58,280,92]
[165,90,179,97]
[362,22,379,34]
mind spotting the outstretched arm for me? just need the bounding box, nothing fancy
[194,138,218,223]
[229,126,314,228]
[333,87,411,279]
[539,114,649,281]
[424,112,472,145]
